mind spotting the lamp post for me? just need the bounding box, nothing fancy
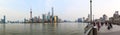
[90,0,92,24]
[90,0,97,35]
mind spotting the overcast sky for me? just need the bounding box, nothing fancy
[0,0,119,21]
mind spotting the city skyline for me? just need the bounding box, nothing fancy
[0,0,120,21]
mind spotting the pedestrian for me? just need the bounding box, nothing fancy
[97,21,100,31]
[105,21,107,26]
[107,24,110,30]
[109,21,113,28]
[107,21,112,30]
[93,21,96,26]
[101,22,104,26]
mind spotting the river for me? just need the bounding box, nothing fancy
[0,23,87,35]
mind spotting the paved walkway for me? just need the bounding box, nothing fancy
[98,24,120,35]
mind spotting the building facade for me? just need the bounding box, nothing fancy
[109,11,120,24]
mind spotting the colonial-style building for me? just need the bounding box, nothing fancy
[109,11,120,24]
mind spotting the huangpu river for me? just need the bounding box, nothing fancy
[0,23,87,35]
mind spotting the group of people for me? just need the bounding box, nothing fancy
[93,21,113,31]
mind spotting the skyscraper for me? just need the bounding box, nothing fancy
[30,8,33,22]
[77,18,82,22]
[3,15,6,23]
[47,12,50,22]
[38,16,40,23]
[51,7,54,23]
[1,15,6,23]
[42,14,46,23]
[54,16,58,23]
[30,8,32,19]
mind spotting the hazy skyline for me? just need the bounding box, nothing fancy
[0,0,120,21]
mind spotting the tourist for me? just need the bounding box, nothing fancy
[109,21,113,28]
[105,21,107,26]
[93,21,96,26]
[107,21,112,30]
[97,21,100,31]
[101,22,104,26]
[107,23,110,30]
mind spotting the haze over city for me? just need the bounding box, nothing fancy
[0,0,120,21]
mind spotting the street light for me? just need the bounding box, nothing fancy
[90,0,92,24]
[90,0,98,35]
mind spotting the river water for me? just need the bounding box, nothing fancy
[0,23,87,35]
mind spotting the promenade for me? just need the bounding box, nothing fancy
[98,24,120,35]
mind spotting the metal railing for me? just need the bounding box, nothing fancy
[84,24,97,35]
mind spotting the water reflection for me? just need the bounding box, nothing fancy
[3,24,6,35]
[0,23,87,35]
[42,23,58,35]
[30,23,33,35]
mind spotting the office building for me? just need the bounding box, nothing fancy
[47,12,50,22]
[54,16,58,23]
[1,15,6,23]
[42,14,47,23]
[51,7,54,23]
[30,8,32,19]
[109,11,120,24]
[77,18,82,22]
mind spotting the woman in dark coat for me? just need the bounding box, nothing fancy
[109,21,113,28]
[107,21,113,30]
[97,21,100,31]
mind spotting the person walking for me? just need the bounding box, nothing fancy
[107,21,113,30]
[105,21,107,26]
[109,21,113,28]
[97,21,100,31]
[101,22,104,26]
[107,23,110,30]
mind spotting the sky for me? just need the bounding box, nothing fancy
[0,0,120,21]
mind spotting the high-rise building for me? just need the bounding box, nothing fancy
[38,16,40,22]
[30,8,32,22]
[54,16,58,23]
[42,14,47,23]
[52,7,54,17]
[3,16,6,23]
[51,7,54,23]
[77,18,82,22]
[47,12,50,22]
[24,18,27,23]
[50,16,53,23]
[1,15,6,23]
[33,16,38,23]
[30,8,32,19]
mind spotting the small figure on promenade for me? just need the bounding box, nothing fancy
[105,21,107,26]
[107,21,113,30]
[97,21,100,31]
[101,22,104,26]
[107,24,111,30]
[109,21,113,28]
[93,21,96,26]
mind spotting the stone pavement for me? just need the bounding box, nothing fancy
[98,24,120,35]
